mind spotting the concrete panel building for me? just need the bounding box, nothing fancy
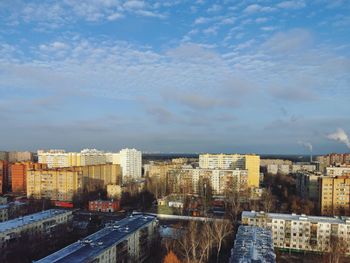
[242,211,350,254]
[0,209,73,250]
[319,175,350,216]
[199,154,260,188]
[35,214,158,263]
[230,225,276,263]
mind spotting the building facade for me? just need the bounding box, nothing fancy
[242,211,350,254]
[35,214,158,263]
[199,154,260,187]
[0,209,73,250]
[11,162,48,193]
[326,166,350,176]
[118,148,142,182]
[27,169,83,202]
[167,168,249,195]
[0,160,9,194]
[319,175,350,216]
[8,151,33,163]
[89,200,120,212]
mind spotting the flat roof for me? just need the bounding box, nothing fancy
[35,214,156,263]
[242,211,350,224]
[0,209,71,233]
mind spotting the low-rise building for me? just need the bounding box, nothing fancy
[242,211,350,254]
[35,214,158,263]
[0,209,73,250]
[89,200,120,212]
[230,225,276,263]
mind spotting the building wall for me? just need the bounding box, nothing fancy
[27,169,83,201]
[0,210,73,250]
[242,211,350,254]
[199,154,260,188]
[319,176,350,216]
[119,149,142,182]
[0,160,9,194]
[8,151,33,163]
[89,200,120,212]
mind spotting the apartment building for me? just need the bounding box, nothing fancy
[73,164,122,191]
[242,211,350,254]
[326,166,350,176]
[8,151,33,163]
[11,162,48,193]
[199,154,260,187]
[35,214,158,263]
[0,160,9,194]
[295,171,321,201]
[27,169,83,202]
[267,163,316,175]
[37,149,108,168]
[229,225,276,263]
[118,148,142,182]
[26,164,121,201]
[319,175,350,216]
[167,168,249,195]
[0,209,73,250]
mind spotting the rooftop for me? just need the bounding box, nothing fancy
[0,209,71,233]
[242,211,350,224]
[35,214,156,263]
[230,225,276,263]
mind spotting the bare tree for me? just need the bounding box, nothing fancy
[323,236,349,263]
[261,187,275,213]
[210,220,233,263]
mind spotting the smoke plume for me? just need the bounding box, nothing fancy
[298,141,313,152]
[327,128,350,149]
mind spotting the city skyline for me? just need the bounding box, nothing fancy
[1,1,350,153]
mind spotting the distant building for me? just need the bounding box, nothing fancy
[8,151,33,163]
[267,163,316,175]
[319,175,350,216]
[35,214,158,263]
[326,166,350,176]
[295,171,321,201]
[0,209,73,251]
[89,200,120,212]
[118,148,142,182]
[230,225,276,263]
[199,154,260,187]
[0,160,9,194]
[0,151,9,161]
[0,204,8,222]
[242,211,350,254]
[167,168,249,195]
[260,159,292,167]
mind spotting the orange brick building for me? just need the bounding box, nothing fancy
[0,160,9,194]
[11,162,47,193]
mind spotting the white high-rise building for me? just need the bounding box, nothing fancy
[118,148,142,182]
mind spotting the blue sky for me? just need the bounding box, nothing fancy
[0,0,350,154]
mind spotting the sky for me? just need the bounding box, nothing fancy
[0,0,350,154]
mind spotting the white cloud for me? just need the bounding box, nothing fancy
[277,1,306,9]
[123,0,145,9]
[207,4,221,13]
[107,12,124,21]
